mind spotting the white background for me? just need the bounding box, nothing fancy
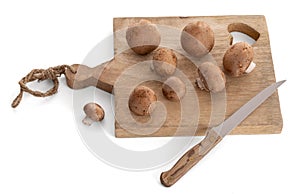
[0,0,299,193]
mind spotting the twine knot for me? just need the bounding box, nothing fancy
[12,65,76,108]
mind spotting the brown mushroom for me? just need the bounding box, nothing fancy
[223,42,255,77]
[162,76,186,101]
[152,48,177,78]
[126,19,161,55]
[196,62,226,93]
[181,21,215,57]
[128,86,157,116]
[82,103,105,126]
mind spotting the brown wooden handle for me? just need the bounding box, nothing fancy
[160,130,222,187]
[65,60,114,93]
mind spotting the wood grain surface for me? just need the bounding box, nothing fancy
[65,15,282,137]
[113,16,282,137]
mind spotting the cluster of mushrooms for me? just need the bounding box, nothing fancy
[82,19,256,124]
[126,19,256,117]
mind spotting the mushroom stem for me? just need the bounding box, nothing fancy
[196,78,208,92]
[245,62,256,74]
[82,116,94,126]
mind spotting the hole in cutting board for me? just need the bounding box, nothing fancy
[228,23,260,45]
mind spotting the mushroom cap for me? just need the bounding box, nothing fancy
[128,85,157,116]
[181,21,215,57]
[152,48,177,77]
[162,76,186,101]
[126,19,161,55]
[83,103,105,121]
[197,62,226,93]
[223,42,254,77]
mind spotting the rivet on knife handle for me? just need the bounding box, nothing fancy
[160,130,222,187]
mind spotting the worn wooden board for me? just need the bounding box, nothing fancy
[108,16,282,137]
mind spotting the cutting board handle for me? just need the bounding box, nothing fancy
[65,60,114,93]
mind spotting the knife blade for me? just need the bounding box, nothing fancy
[160,80,285,187]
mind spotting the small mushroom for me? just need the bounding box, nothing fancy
[196,62,226,93]
[162,76,186,101]
[151,48,177,78]
[223,42,255,77]
[128,86,157,116]
[126,19,161,55]
[82,103,105,126]
[181,21,215,57]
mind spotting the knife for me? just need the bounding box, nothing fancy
[160,80,285,187]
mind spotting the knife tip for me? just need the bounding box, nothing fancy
[276,80,286,88]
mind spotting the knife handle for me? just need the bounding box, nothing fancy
[160,130,222,187]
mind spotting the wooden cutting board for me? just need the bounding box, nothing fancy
[66,15,283,138]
